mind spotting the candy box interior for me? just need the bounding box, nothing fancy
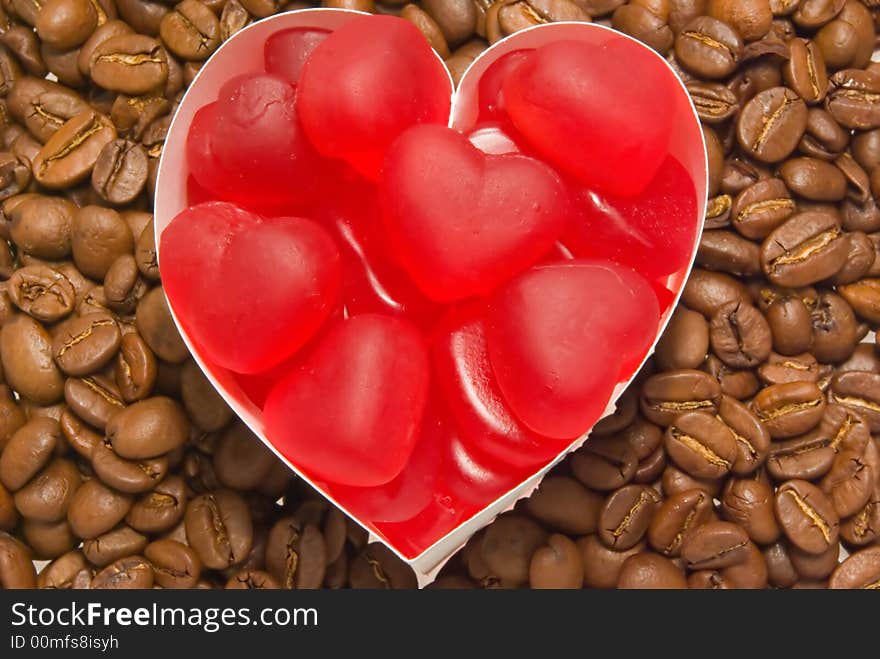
[154,9,708,580]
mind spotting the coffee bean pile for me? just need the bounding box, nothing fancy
[1,0,880,590]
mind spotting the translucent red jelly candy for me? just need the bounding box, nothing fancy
[264,27,329,84]
[208,73,323,208]
[313,174,442,329]
[504,39,678,196]
[264,314,430,487]
[380,124,570,302]
[432,303,569,468]
[329,398,445,523]
[564,155,698,280]
[160,202,342,374]
[486,260,660,440]
[477,49,532,124]
[297,15,451,179]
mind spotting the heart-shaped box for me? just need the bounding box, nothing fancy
[154,9,708,582]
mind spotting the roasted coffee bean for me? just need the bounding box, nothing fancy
[647,488,714,557]
[681,268,751,317]
[0,417,60,491]
[761,212,847,287]
[6,196,74,260]
[738,87,807,163]
[687,81,738,123]
[752,381,826,438]
[35,0,98,51]
[832,232,875,285]
[0,314,65,405]
[12,456,80,524]
[775,479,839,554]
[125,473,185,534]
[90,139,148,205]
[180,359,232,433]
[717,395,770,475]
[159,0,222,62]
[640,369,722,426]
[213,421,276,491]
[617,552,687,588]
[665,411,737,479]
[7,265,75,323]
[401,4,450,58]
[765,297,813,356]
[792,0,846,30]
[721,477,780,544]
[570,435,638,491]
[800,108,849,161]
[731,178,796,240]
[758,352,820,386]
[488,0,590,44]
[675,16,743,80]
[90,34,168,95]
[67,478,130,539]
[840,484,880,546]
[52,312,120,377]
[37,549,87,588]
[114,332,157,403]
[525,476,602,536]
[529,534,583,589]
[82,525,147,567]
[828,546,880,588]
[705,354,762,400]
[838,278,880,324]
[680,520,750,570]
[479,514,547,588]
[654,307,709,371]
[811,291,862,363]
[19,517,73,559]
[611,3,674,54]
[598,484,660,550]
[783,38,829,105]
[225,569,280,590]
[106,396,188,459]
[104,254,147,314]
[31,110,116,190]
[828,371,880,431]
[7,77,89,144]
[0,480,17,531]
[0,532,36,588]
[78,20,134,77]
[827,69,880,130]
[184,489,252,570]
[819,450,873,518]
[349,542,417,590]
[135,286,188,363]
[71,205,134,280]
[90,439,167,494]
[593,389,638,436]
[709,301,772,368]
[91,555,153,589]
[63,374,124,430]
[420,0,476,46]
[779,157,848,201]
[145,538,201,589]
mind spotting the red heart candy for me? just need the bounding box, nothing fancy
[380,124,569,302]
[160,202,342,374]
[264,27,329,84]
[297,15,451,179]
[432,303,568,468]
[264,314,430,487]
[486,260,660,439]
[564,155,698,280]
[210,73,324,208]
[504,39,678,196]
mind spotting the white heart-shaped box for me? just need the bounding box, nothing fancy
[154,8,708,583]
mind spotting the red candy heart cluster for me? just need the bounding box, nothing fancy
[159,14,699,557]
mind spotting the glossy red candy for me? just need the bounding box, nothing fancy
[432,304,568,468]
[486,260,660,439]
[160,202,342,374]
[477,49,532,124]
[329,398,445,523]
[381,124,569,302]
[210,72,323,208]
[504,39,677,196]
[297,15,451,179]
[375,494,464,559]
[264,314,430,487]
[264,27,329,84]
[314,175,442,329]
[186,102,237,202]
[564,155,698,280]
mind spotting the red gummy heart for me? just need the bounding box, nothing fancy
[477,49,532,124]
[264,27,329,84]
[486,260,660,440]
[504,39,678,196]
[432,303,568,468]
[297,15,451,179]
[329,398,445,523]
[160,202,342,374]
[264,314,430,487]
[381,124,569,302]
[564,155,698,280]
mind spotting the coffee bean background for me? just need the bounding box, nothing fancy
[0,0,879,590]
